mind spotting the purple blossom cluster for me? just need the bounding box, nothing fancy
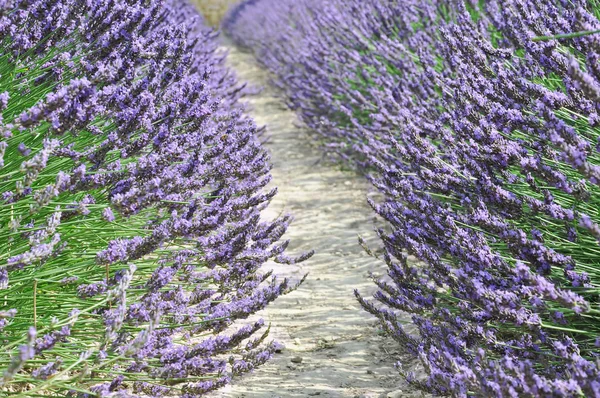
[0,0,311,395]
[226,0,600,396]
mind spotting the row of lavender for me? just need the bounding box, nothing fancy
[225,0,600,396]
[0,0,310,396]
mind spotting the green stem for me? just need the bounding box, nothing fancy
[532,29,600,42]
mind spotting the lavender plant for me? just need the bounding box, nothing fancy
[0,0,311,396]
[226,0,600,396]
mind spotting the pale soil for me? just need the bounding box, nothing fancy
[193,0,242,26]
[208,43,424,398]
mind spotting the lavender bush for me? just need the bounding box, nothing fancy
[0,0,311,396]
[226,0,600,396]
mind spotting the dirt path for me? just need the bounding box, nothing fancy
[209,43,420,398]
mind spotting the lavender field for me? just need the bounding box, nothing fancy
[2,0,600,397]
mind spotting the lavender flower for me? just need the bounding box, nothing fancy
[226,0,600,395]
[0,0,308,395]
